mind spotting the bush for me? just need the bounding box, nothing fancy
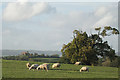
[2,55,29,61]
[2,56,16,60]
[18,55,29,61]
[50,54,59,58]
[102,60,111,67]
[102,57,119,67]
[110,58,118,67]
[118,56,120,67]
[59,57,70,64]
[97,58,103,66]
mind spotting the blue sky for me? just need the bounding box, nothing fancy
[1,1,118,53]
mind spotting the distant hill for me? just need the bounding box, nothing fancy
[2,50,62,57]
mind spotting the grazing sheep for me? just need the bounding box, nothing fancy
[52,63,60,68]
[37,64,44,70]
[29,64,39,70]
[37,63,49,72]
[26,62,31,68]
[43,63,49,72]
[75,62,81,65]
[80,66,89,72]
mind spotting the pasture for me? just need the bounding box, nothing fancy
[2,60,118,78]
[29,58,59,63]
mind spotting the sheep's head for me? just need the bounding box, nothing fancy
[28,63,31,68]
[26,63,31,68]
[37,67,40,70]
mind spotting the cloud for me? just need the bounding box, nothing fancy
[3,2,56,21]
[94,13,113,27]
[50,5,116,27]
[40,5,118,50]
[2,3,118,51]
[93,6,117,28]
[94,6,107,17]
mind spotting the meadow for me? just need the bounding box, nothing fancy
[2,59,118,78]
[29,58,59,63]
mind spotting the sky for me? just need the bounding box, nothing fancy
[1,1,119,53]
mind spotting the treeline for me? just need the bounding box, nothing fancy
[2,55,29,61]
[2,52,60,61]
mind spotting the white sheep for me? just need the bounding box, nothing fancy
[29,64,39,70]
[52,63,60,68]
[37,64,44,70]
[80,66,89,72]
[75,62,81,65]
[26,62,31,68]
[37,63,49,72]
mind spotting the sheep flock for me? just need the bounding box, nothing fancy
[26,62,89,72]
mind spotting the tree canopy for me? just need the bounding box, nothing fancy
[61,26,119,65]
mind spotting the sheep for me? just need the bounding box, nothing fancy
[80,66,89,72]
[75,62,81,65]
[29,64,39,70]
[42,63,49,72]
[37,64,44,70]
[37,63,49,72]
[26,62,31,68]
[52,63,60,68]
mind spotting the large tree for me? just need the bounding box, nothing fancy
[61,26,119,65]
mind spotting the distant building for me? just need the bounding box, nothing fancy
[21,51,30,56]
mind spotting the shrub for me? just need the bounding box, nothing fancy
[102,57,119,67]
[110,58,118,67]
[102,60,111,67]
[59,57,70,64]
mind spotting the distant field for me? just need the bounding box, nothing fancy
[29,58,59,63]
[2,60,118,78]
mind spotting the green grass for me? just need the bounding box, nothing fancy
[2,60,118,78]
[29,58,59,63]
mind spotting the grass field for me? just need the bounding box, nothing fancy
[2,60,118,78]
[29,58,59,63]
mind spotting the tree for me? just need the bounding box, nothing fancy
[61,30,97,64]
[95,26,119,37]
[94,26,119,61]
[61,26,119,65]
[34,53,38,56]
[40,54,45,57]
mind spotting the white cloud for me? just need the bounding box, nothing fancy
[93,5,117,27]
[94,13,114,27]
[2,3,118,51]
[42,5,118,50]
[48,5,117,29]
[95,6,107,17]
[3,2,56,21]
